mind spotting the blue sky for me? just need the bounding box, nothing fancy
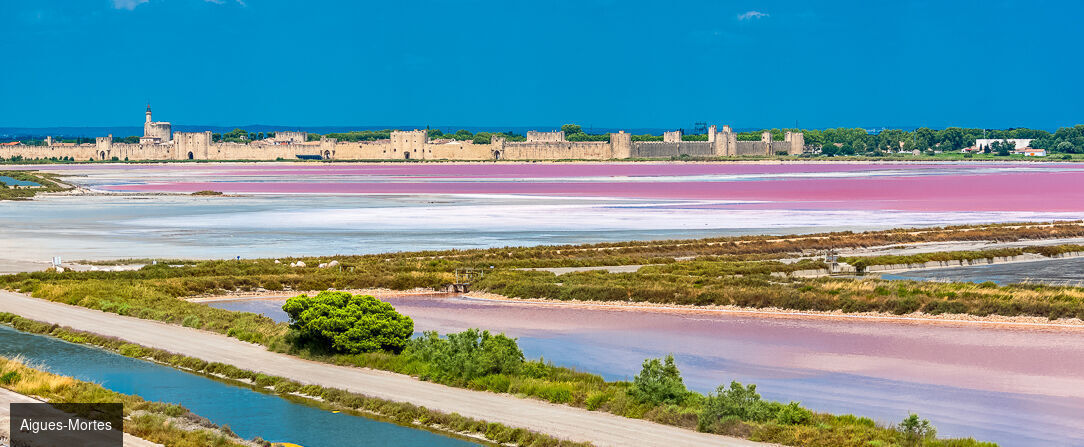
[2,0,1081,130]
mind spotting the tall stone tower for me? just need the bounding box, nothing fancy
[142,104,172,144]
[610,131,632,159]
[784,131,805,155]
[713,125,737,156]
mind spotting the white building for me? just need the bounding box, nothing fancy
[972,138,1032,151]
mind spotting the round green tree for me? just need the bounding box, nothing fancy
[282,291,414,354]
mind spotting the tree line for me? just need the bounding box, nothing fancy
[770,125,1084,155]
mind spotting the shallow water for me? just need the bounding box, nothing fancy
[211,297,1084,446]
[884,257,1084,286]
[3,162,1083,269]
[0,325,476,446]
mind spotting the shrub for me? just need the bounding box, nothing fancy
[628,355,689,405]
[899,413,936,446]
[698,381,772,431]
[281,291,413,354]
[181,315,201,328]
[0,371,19,385]
[774,401,813,425]
[404,329,525,383]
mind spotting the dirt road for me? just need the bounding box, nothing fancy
[0,290,766,447]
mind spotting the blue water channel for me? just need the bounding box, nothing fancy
[0,325,477,447]
[0,175,39,186]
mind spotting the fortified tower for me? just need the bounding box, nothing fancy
[390,130,427,159]
[609,131,632,159]
[784,131,805,155]
[713,125,737,156]
[141,105,172,144]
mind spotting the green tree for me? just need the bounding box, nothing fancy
[992,139,1013,156]
[453,129,474,140]
[628,354,689,405]
[820,143,839,156]
[937,127,966,151]
[850,139,866,154]
[472,132,492,145]
[878,129,906,151]
[282,291,414,354]
[560,124,582,135]
[912,127,935,151]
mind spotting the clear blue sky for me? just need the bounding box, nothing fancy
[2,0,1081,130]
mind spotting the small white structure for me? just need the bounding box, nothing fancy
[973,138,1033,151]
[1020,148,1047,157]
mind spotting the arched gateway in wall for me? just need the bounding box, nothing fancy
[187,151,194,160]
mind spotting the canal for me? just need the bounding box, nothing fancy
[0,325,477,447]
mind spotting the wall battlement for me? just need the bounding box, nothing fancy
[1,109,804,161]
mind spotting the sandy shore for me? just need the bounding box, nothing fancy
[186,288,446,303]
[460,292,1084,332]
[189,287,1084,332]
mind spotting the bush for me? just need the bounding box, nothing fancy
[404,329,525,383]
[698,381,773,431]
[0,371,19,385]
[899,413,936,446]
[774,401,812,425]
[281,291,413,354]
[628,355,689,405]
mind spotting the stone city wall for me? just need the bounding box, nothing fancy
[1,127,802,161]
[630,141,714,158]
[734,140,770,156]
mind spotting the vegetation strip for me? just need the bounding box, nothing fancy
[0,170,71,200]
[0,312,589,447]
[0,355,258,447]
[840,244,1084,272]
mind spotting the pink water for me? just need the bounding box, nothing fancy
[52,162,1084,213]
[212,296,1084,446]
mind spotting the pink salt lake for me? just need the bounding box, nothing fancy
[52,161,1084,212]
